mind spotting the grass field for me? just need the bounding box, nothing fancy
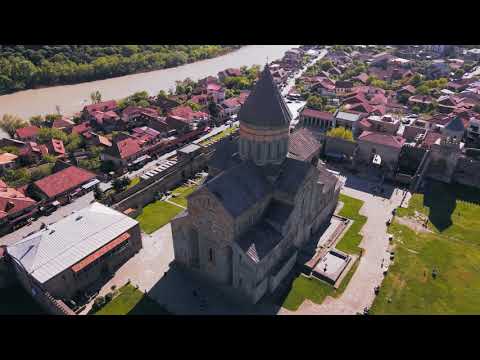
[136,201,183,234]
[169,184,198,208]
[282,259,360,311]
[135,183,198,234]
[0,286,45,315]
[94,284,169,315]
[127,177,140,189]
[335,194,367,255]
[371,181,480,314]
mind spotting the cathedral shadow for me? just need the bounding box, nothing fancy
[145,262,281,315]
[422,180,480,232]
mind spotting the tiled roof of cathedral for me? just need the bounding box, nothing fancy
[206,161,272,218]
[237,65,292,128]
[237,222,283,263]
[288,128,323,161]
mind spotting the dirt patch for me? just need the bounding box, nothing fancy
[396,216,433,234]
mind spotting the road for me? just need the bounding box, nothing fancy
[282,48,328,125]
[0,192,95,247]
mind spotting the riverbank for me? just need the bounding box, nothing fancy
[0,45,297,138]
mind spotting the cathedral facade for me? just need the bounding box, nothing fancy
[171,66,341,303]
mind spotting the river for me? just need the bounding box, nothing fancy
[0,45,298,138]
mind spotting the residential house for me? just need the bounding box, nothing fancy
[15,125,40,142]
[220,97,243,119]
[28,165,96,203]
[335,80,353,96]
[86,133,112,148]
[71,122,92,137]
[147,116,170,135]
[19,142,49,164]
[90,110,124,132]
[0,153,18,173]
[46,139,66,158]
[131,126,162,147]
[356,130,406,172]
[218,68,242,82]
[52,117,75,133]
[361,115,400,135]
[0,180,38,233]
[101,136,143,168]
[334,111,363,136]
[82,100,117,120]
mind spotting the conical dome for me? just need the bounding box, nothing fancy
[238,66,292,129]
[238,65,291,166]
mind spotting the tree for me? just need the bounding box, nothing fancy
[44,113,62,126]
[208,101,219,119]
[29,115,45,127]
[90,90,102,104]
[0,146,20,155]
[326,127,354,141]
[0,114,28,137]
[42,154,57,163]
[65,133,83,152]
[2,168,31,187]
[37,127,68,143]
[306,95,326,111]
[410,73,422,86]
[30,163,54,181]
[112,177,130,193]
[93,184,105,201]
[416,84,430,95]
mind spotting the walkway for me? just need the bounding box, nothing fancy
[280,174,408,315]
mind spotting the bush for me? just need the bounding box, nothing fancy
[93,296,105,311]
[105,292,114,303]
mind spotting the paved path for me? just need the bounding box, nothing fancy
[0,192,95,246]
[280,174,408,315]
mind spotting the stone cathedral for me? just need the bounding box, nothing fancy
[171,66,341,304]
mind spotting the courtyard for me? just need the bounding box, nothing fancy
[371,181,480,314]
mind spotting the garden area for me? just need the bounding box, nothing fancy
[281,194,366,311]
[135,182,199,234]
[93,284,169,315]
[371,181,480,314]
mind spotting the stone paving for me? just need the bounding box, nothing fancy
[279,172,408,315]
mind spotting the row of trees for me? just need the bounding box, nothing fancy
[0,45,241,95]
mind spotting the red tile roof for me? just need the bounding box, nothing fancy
[288,128,322,161]
[15,125,40,139]
[0,182,37,219]
[52,117,74,129]
[113,138,142,160]
[33,166,96,199]
[50,139,65,155]
[83,100,117,114]
[421,131,442,149]
[71,232,131,272]
[358,131,406,149]
[72,122,91,135]
[301,108,335,121]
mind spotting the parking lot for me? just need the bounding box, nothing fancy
[0,192,95,247]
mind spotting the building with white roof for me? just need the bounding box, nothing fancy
[7,202,142,300]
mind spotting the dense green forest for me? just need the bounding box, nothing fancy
[0,45,242,95]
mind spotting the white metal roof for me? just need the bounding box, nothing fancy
[7,202,138,284]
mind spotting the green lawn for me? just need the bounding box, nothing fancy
[0,286,45,315]
[371,181,480,314]
[135,183,199,234]
[282,259,360,311]
[335,194,367,255]
[200,126,238,146]
[127,177,140,189]
[169,184,198,208]
[136,200,183,234]
[94,284,169,315]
